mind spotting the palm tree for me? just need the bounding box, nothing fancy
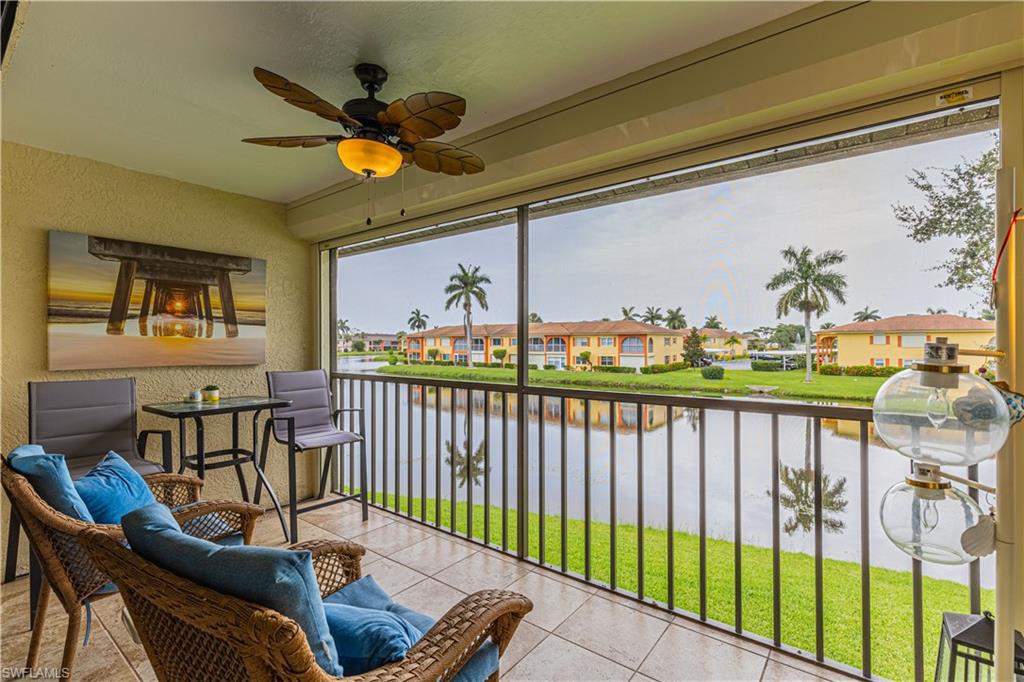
[724,334,741,358]
[766,245,848,382]
[620,306,637,321]
[337,318,351,348]
[926,307,948,315]
[819,321,835,329]
[703,315,723,329]
[664,307,687,330]
[640,306,663,325]
[853,306,881,322]
[528,312,543,323]
[444,264,491,368]
[445,438,488,488]
[407,308,429,331]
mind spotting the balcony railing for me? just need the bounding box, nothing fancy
[329,371,986,682]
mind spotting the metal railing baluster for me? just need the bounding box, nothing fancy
[382,383,388,507]
[421,386,427,522]
[666,407,674,610]
[450,387,457,534]
[394,383,401,512]
[484,391,491,546]
[967,463,981,614]
[771,414,781,647]
[813,417,824,661]
[538,396,546,565]
[609,400,617,591]
[734,411,742,633]
[435,388,442,528]
[584,399,592,582]
[637,402,644,601]
[859,420,871,677]
[407,384,413,516]
[560,397,568,573]
[502,391,509,551]
[699,407,707,621]
[912,558,924,682]
[467,389,474,540]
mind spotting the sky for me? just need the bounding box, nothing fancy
[337,129,995,334]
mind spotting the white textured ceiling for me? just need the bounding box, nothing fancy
[1,1,806,203]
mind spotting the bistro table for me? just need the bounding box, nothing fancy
[142,396,294,540]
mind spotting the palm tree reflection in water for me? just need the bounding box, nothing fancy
[445,437,488,488]
[773,420,849,536]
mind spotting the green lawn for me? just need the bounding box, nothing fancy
[351,489,990,682]
[375,364,886,403]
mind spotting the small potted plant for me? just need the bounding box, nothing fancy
[201,384,220,402]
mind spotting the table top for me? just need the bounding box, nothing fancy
[142,395,291,418]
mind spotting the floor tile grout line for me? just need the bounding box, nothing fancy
[551,594,669,672]
[634,621,672,679]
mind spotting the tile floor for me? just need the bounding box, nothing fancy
[0,500,854,681]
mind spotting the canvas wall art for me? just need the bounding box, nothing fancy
[47,231,266,370]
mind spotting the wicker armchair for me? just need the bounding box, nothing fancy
[80,530,534,682]
[1,464,263,681]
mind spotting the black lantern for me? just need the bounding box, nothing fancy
[935,611,1024,681]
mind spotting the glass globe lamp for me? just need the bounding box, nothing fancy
[879,471,983,565]
[872,339,1010,467]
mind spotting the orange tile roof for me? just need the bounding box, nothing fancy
[406,321,742,338]
[821,314,994,335]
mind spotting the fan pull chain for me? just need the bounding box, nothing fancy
[400,166,407,217]
[365,174,373,226]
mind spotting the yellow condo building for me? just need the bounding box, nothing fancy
[404,320,746,369]
[815,314,995,371]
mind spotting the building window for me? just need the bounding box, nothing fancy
[528,337,544,352]
[599,337,615,347]
[574,355,589,365]
[600,356,614,366]
[454,338,467,351]
[871,334,887,345]
[454,354,468,365]
[441,354,450,361]
[902,334,925,348]
[664,355,670,364]
[408,340,421,350]
[472,338,485,351]
[574,337,590,347]
[663,338,670,346]
[439,337,449,345]
[873,358,886,367]
[621,337,644,353]
[491,337,502,346]
[648,338,654,352]
[511,338,518,346]
[546,338,566,352]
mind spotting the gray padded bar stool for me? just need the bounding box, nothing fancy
[255,370,368,542]
[4,378,172,625]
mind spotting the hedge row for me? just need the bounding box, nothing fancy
[592,366,637,374]
[639,361,689,375]
[817,363,902,377]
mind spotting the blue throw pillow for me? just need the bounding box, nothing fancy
[122,504,342,676]
[74,452,156,524]
[326,575,499,681]
[7,445,94,522]
[324,603,421,675]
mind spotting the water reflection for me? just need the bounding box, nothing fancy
[141,314,215,338]
[774,420,849,536]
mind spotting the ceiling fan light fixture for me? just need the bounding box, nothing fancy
[337,138,403,178]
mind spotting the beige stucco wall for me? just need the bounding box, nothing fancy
[0,141,318,576]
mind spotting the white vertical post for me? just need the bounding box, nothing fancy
[995,66,1022,681]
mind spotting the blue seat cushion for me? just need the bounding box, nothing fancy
[324,603,422,675]
[7,445,94,522]
[75,452,156,524]
[122,504,342,676]
[326,575,500,682]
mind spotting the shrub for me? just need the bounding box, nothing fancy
[351,340,366,352]
[592,366,637,374]
[543,364,556,370]
[818,363,842,376]
[701,366,725,380]
[386,354,399,365]
[751,360,783,372]
[527,364,539,370]
[844,364,902,377]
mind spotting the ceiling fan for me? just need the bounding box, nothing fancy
[242,63,484,180]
